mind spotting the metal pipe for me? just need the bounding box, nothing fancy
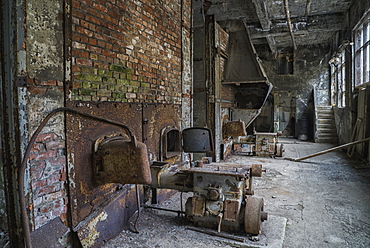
[144,205,186,216]
[19,107,134,248]
[133,184,141,233]
[285,137,370,162]
[186,226,247,242]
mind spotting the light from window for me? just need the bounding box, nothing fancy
[354,13,370,87]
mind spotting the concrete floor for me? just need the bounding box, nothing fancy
[104,138,370,248]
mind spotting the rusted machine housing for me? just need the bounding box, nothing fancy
[150,161,267,235]
[91,127,267,235]
[92,132,152,185]
[150,127,268,235]
[234,132,284,157]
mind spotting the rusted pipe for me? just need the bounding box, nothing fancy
[144,205,186,216]
[186,226,247,243]
[285,137,370,162]
[20,107,133,248]
[132,184,141,233]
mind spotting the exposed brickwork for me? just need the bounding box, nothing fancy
[71,0,184,104]
[29,132,68,229]
[221,85,236,108]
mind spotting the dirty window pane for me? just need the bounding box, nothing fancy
[354,13,370,87]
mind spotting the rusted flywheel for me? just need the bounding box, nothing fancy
[244,196,268,235]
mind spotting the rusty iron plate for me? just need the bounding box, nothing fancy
[66,102,142,228]
[223,120,246,137]
[192,195,205,217]
[182,127,214,153]
[142,104,181,161]
[30,217,68,248]
[224,199,240,222]
[75,185,142,248]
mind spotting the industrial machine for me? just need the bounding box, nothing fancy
[92,127,268,235]
[233,132,284,157]
[223,119,284,157]
[150,160,267,235]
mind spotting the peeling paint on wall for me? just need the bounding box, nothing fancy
[26,0,64,81]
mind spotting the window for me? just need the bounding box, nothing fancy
[354,12,370,87]
[330,51,346,107]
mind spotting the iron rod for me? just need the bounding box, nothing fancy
[186,226,247,243]
[285,137,370,162]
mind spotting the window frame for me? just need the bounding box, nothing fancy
[353,11,370,88]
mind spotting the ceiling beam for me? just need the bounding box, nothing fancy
[248,13,346,39]
[251,0,277,54]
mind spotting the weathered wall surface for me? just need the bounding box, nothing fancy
[65,0,192,246]
[257,44,330,137]
[70,0,184,104]
[25,0,68,231]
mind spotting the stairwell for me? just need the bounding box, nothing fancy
[315,106,339,144]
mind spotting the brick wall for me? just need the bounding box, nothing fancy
[29,132,68,229]
[71,0,184,104]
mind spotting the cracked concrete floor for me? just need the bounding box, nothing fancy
[104,138,370,248]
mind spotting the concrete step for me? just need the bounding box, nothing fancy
[315,106,338,144]
[317,113,334,119]
[317,106,333,110]
[318,119,336,125]
[317,129,338,135]
[315,137,339,143]
[317,133,338,138]
[318,123,336,129]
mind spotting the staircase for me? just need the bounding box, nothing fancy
[315,106,339,144]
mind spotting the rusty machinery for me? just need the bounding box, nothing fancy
[223,119,284,157]
[20,108,268,248]
[233,132,284,157]
[93,127,268,236]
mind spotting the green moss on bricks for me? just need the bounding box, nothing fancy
[72,89,79,95]
[107,84,115,90]
[126,74,133,80]
[81,67,97,74]
[91,83,100,89]
[130,81,140,87]
[109,65,125,72]
[82,81,91,88]
[76,74,85,80]
[117,79,130,85]
[80,89,96,96]
[112,92,126,98]
[84,75,102,82]
[140,82,149,88]
[123,68,133,74]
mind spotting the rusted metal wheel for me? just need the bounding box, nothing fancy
[244,196,267,235]
[276,143,284,157]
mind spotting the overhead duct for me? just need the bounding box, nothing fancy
[222,20,270,85]
[221,20,272,128]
